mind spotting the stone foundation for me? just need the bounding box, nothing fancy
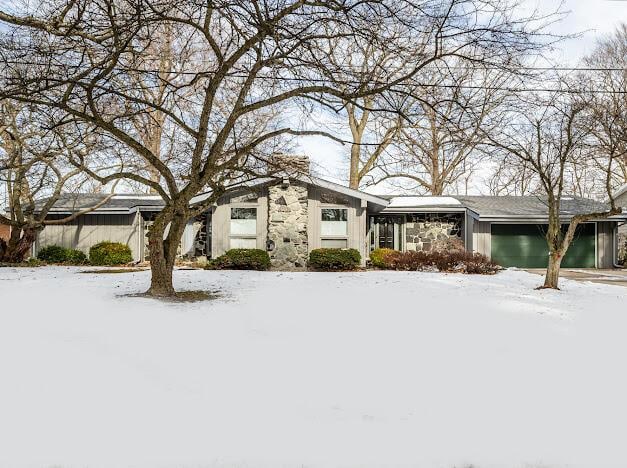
[405,213,463,252]
[267,182,308,269]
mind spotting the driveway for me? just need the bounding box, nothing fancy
[525,268,627,288]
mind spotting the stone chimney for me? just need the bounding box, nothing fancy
[268,153,310,176]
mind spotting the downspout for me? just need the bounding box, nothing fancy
[614,221,626,268]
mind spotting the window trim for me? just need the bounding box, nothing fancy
[320,205,349,246]
[229,204,259,249]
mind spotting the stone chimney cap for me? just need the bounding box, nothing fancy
[268,154,310,175]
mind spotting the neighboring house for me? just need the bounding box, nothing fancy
[32,169,627,269]
[0,219,10,242]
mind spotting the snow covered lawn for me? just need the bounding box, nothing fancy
[0,267,626,468]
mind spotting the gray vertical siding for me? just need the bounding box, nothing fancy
[596,221,615,268]
[36,212,142,261]
[307,185,367,263]
[464,212,474,252]
[210,189,268,259]
[472,220,491,258]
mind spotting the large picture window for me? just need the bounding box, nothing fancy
[321,208,348,236]
[320,207,348,248]
[230,207,257,249]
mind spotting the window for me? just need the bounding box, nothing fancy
[321,238,348,248]
[230,237,257,249]
[230,207,257,249]
[321,208,348,236]
[320,208,348,248]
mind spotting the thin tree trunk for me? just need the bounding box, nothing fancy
[146,209,188,297]
[543,251,563,289]
[349,142,361,189]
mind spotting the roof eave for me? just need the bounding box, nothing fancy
[381,206,467,213]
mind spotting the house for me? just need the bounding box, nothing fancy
[31,168,627,269]
[0,220,10,242]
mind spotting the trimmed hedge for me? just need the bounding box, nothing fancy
[65,249,87,264]
[369,248,395,268]
[207,248,271,271]
[89,242,133,266]
[308,248,361,271]
[37,245,87,264]
[37,245,68,263]
[379,249,500,274]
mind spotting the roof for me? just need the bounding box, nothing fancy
[190,175,390,208]
[34,186,627,221]
[385,196,462,210]
[36,176,390,214]
[307,176,389,207]
[454,195,616,219]
[36,193,165,213]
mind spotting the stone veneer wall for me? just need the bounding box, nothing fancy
[143,212,209,260]
[193,212,209,257]
[267,182,308,269]
[405,213,463,252]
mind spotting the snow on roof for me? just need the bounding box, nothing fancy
[387,196,462,208]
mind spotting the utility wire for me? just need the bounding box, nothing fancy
[2,60,626,95]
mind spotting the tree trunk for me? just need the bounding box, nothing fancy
[0,226,39,263]
[349,142,361,189]
[146,209,188,297]
[543,251,563,289]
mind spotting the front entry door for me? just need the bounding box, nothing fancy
[378,218,396,249]
[370,216,403,250]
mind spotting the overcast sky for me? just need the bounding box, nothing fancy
[299,0,627,190]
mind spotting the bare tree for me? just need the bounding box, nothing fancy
[582,24,627,190]
[0,0,565,296]
[486,93,621,289]
[0,100,110,262]
[326,38,407,189]
[373,66,512,195]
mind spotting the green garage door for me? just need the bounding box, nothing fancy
[491,223,596,268]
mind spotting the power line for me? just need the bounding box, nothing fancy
[3,59,626,74]
[2,61,626,95]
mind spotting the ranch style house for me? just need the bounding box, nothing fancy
[23,162,627,270]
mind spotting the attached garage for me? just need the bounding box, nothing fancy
[491,223,596,268]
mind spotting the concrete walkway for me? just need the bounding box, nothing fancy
[525,268,627,288]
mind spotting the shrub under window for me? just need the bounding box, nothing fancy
[308,248,361,271]
[207,248,270,271]
[89,242,133,266]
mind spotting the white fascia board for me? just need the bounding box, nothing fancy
[46,209,132,215]
[304,176,389,207]
[381,207,467,213]
[129,205,166,213]
[478,215,627,223]
[612,183,627,199]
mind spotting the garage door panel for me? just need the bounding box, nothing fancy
[491,223,595,268]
